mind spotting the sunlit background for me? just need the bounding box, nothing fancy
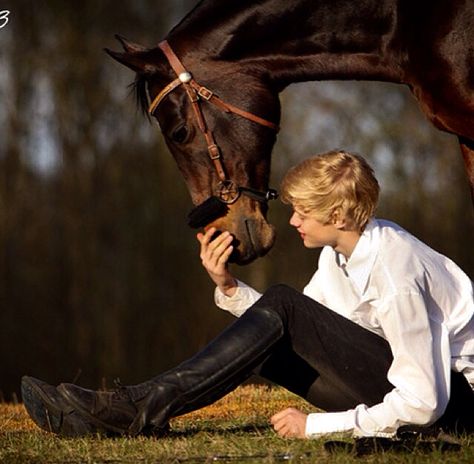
[1,0,473,400]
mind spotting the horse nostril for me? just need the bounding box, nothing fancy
[231,235,240,248]
[210,230,241,263]
[210,230,240,249]
[210,230,222,242]
[228,235,241,263]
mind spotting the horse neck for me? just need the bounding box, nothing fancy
[168,0,405,90]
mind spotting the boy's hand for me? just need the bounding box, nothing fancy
[197,227,237,296]
[271,408,307,438]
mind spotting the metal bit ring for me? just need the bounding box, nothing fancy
[216,180,240,204]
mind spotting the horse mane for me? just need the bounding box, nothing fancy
[130,75,150,119]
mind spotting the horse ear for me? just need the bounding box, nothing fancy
[114,34,147,53]
[106,35,165,74]
[104,48,159,75]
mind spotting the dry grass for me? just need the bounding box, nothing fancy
[1,385,473,463]
[0,403,38,433]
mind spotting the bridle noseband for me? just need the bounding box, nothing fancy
[148,40,279,227]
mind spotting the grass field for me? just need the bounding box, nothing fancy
[1,385,473,463]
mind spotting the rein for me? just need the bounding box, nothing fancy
[148,40,279,227]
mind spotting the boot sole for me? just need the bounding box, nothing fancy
[21,376,65,434]
[22,376,114,437]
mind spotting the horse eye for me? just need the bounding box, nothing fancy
[171,124,188,143]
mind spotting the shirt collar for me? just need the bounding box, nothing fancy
[335,219,380,294]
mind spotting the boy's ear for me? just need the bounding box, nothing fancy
[331,208,347,229]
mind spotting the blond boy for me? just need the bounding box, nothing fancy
[22,151,474,439]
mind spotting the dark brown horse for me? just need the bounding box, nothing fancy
[106,0,474,264]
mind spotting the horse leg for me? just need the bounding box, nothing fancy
[459,136,474,206]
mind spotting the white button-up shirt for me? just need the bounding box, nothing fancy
[215,219,474,437]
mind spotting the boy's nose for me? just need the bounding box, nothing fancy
[289,212,299,227]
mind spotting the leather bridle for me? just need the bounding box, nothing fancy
[148,40,279,209]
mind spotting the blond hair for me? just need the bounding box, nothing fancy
[281,150,379,231]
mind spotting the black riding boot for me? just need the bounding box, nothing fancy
[56,305,283,435]
[21,376,104,437]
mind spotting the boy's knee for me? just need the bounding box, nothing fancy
[264,284,298,299]
[257,285,301,316]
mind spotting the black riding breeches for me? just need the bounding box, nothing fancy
[250,284,474,433]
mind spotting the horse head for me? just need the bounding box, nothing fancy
[106,36,281,264]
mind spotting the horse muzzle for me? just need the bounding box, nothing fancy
[187,192,276,264]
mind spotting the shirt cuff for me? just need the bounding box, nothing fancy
[214,280,262,317]
[305,411,355,438]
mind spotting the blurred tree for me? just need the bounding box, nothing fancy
[0,0,472,400]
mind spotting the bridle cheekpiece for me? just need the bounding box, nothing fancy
[148,40,279,227]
